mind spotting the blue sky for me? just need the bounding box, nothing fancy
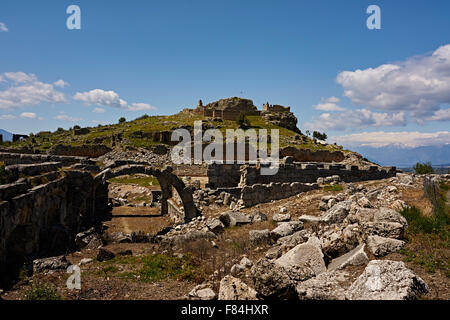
[0,0,449,149]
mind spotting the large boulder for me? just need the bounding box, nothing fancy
[33,255,70,273]
[366,236,405,257]
[347,260,429,300]
[249,229,271,246]
[188,283,217,300]
[75,228,103,249]
[274,237,326,281]
[218,275,258,300]
[321,201,352,224]
[251,258,296,299]
[206,218,225,234]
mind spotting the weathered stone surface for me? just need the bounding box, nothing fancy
[296,270,349,300]
[270,221,304,240]
[272,213,291,222]
[75,228,103,249]
[265,246,282,260]
[230,263,246,276]
[321,200,352,224]
[347,260,429,300]
[327,244,369,271]
[251,211,268,222]
[366,235,405,257]
[219,211,251,227]
[206,218,225,234]
[249,229,271,246]
[218,275,258,300]
[251,258,296,299]
[33,255,69,273]
[188,283,217,300]
[275,237,326,281]
[276,230,309,248]
[362,221,405,239]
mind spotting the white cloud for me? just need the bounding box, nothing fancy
[20,112,43,120]
[314,96,346,111]
[73,89,156,111]
[330,131,450,148]
[0,22,8,32]
[54,112,82,122]
[336,44,450,120]
[53,79,69,88]
[0,114,17,120]
[425,108,450,121]
[92,107,105,113]
[0,72,66,109]
[303,108,407,131]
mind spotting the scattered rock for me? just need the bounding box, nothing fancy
[272,213,291,222]
[249,229,271,246]
[270,221,304,240]
[96,248,115,262]
[220,211,251,227]
[206,218,225,234]
[251,258,296,299]
[296,270,349,300]
[188,283,217,300]
[218,275,258,300]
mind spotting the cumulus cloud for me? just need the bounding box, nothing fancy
[53,79,69,88]
[54,112,82,122]
[314,96,346,111]
[330,131,450,148]
[20,112,43,120]
[0,22,8,32]
[303,108,407,131]
[0,72,66,109]
[336,44,450,120]
[73,89,156,111]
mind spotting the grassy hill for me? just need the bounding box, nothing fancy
[2,112,348,154]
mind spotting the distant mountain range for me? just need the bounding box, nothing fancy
[0,129,13,142]
[353,145,450,168]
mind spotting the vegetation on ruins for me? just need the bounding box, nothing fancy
[25,282,62,300]
[0,161,14,184]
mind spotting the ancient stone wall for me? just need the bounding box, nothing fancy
[49,144,112,158]
[0,169,105,287]
[0,152,88,166]
[240,182,319,207]
[207,161,396,188]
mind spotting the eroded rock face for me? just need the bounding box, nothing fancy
[218,275,258,300]
[296,270,349,300]
[251,258,296,299]
[327,244,369,271]
[347,260,429,300]
[366,236,405,257]
[274,237,326,281]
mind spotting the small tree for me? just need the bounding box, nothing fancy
[118,117,126,124]
[73,125,81,130]
[413,162,434,174]
[236,113,250,129]
[313,131,327,141]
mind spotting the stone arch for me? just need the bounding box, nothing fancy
[94,164,199,222]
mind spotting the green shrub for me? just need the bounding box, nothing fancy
[25,283,62,300]
[119,117,126,123]
[413,162,434,174]
[323,184,344,192]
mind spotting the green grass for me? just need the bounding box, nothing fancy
[96,254,205,283]
[322,184,344,192]
[398,182,449,276]
[109,174,160,187]
[25,283,62,300]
